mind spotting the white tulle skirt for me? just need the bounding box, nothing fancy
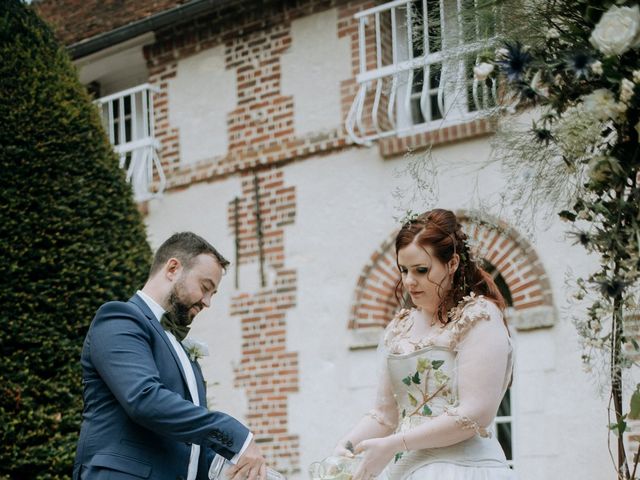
[404,462,515,480]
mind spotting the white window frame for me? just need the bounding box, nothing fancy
[346,0,500,145]
[494,370,516,469]
[95,83,166,202]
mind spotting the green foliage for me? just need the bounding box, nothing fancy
[0,1,152,477]
[487,0,640,477]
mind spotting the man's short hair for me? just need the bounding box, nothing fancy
[149,232,229,277]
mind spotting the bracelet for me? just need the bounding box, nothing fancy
[401,433,409,451]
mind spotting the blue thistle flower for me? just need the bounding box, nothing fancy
[566,51,593,79]
[496,42,533,82]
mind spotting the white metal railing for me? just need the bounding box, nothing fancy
[346,0,499,145]
[95,84,166,202]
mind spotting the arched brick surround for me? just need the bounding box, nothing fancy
[348,211,555,347]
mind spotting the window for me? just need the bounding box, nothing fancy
[346,0,502,144]
[95,84,166,202]
[484,261,516,469]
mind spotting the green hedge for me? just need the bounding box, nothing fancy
[0,1,152,478]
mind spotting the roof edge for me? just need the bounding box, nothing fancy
[68,0,240,59]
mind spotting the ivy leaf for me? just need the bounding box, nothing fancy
[412,372,421,384]
[558,210,576,222]
[394,452,404,463]
[402,376,412,386]
[431,360,445,370]
[408,393,418,407]
[422,404,432,416]
[609,415,628,437]
[630,386,640,420]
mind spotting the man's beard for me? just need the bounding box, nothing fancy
[167,283,196,327]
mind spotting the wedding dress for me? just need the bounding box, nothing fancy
[371,294,516,480]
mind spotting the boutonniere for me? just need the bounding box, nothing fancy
[181,338,210,362]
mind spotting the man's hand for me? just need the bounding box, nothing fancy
[226,439,266,480]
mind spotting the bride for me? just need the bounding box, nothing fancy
[333,209,515,480]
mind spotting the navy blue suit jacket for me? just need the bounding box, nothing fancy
[73,294,249,480]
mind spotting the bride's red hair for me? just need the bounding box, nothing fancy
[394,209,506,324]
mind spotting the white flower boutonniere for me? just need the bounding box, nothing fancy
[181,338,210,362]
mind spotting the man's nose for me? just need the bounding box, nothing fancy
[202,295,211,308]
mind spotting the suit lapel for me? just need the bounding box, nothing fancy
[192,360,207,407]
[129,294,192,400]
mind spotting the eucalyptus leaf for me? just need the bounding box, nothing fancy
[417,358,429,373]
[408,393,418,407]
[630,386,640,420]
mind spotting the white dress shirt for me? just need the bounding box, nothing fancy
[136,290,252,480]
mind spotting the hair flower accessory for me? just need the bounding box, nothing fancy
[399,210,420,226]
[181,338,210,362]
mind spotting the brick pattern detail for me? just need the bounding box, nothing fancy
[349,235,400,330]
[227,169,295,268]
[228,167,299,474]
[461,212,553,311]
[145,1,368,191]
[349,211,553,330]
[378,118,497,158]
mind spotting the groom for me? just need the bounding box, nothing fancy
[73,232,265,480]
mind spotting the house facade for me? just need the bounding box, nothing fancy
[35,1,616,478]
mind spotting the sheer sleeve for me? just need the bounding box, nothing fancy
[364,328,400,430]
[400,298,512,449]
[445,298,512,436]
[335,311,406,451]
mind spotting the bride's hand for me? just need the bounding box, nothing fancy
[352,437,397,480]
[332,441,355,458]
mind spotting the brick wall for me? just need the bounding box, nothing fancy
[228,167,299,474]
[349,210,554,332]
[143,0,489,192]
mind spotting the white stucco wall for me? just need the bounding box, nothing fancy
[145,178,249,422]
[168,45,237,165]
[280,8,352,135]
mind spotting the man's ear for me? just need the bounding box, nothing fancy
[165,258,181,280]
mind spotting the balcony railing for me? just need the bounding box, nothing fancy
[346,0,500,145]
[95,84,166,202]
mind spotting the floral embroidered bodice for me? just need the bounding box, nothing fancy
[387,346,457,432]
[369,294,513,439]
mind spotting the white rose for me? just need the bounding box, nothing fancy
[473,62,494,81]
[590,60,603,75]
[621,78,635,103]
[634,70,640,83]
[589,5,640,56]
[582,88,624,121]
